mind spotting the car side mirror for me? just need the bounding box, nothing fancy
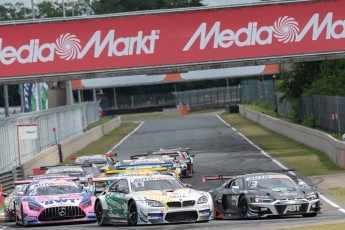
[118,187,129,193]
[13,191,25,197]
[298,181,307,187]
[232,185,240,193]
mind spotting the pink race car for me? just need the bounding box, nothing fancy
[14,177,96,226]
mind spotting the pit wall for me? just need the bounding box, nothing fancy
[22,116,121,176]
[239,106,345,169]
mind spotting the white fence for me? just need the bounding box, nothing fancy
[0,102,100,173]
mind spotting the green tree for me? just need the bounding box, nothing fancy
[278,61,322,101]
[91,0,203,14]
[305,60,345,96]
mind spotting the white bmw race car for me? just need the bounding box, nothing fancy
[95,174,213,225]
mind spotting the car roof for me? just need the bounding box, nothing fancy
[119,174,176,181]
[242,172,291,179]
[29,178,77,184]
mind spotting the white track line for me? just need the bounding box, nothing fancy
[107,121,145,153]
[217,114,345,214]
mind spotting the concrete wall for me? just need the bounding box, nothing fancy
[239,106,345,169]
[22,116,121,176]
[163,108,180,116]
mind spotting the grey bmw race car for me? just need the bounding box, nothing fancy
[203,172,322,219]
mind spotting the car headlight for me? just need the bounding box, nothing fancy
[145,199,164,207]
[82,198,92,207]
[28,202,41,211]
[306,192,318,201]
[250,197,273,203]
[197,195,208,204]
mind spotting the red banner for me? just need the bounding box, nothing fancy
[0,0,345,78]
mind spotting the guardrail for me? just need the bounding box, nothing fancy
[239,106,345,169]
[0,166,23,193]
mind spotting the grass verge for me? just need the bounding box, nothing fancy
[63,122,139,165]
[219,113,345,177]
[120,112,165,121]
[240,103,277,117]
[0,203,4,222]
[87,117,113,129]
[326,188,345,204]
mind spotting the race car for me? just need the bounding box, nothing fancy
[4,174,74,221]
[3,184,28,222]
[114,158,181,181]
[14,178,96,226]
[130,154,183,181]
[42,165,94,193]
[94,174,213,226]
[81,164,102,178]
[93,169,162,194]
[203,172,322,219]
[147,149,195,177]
[70,153,118,169]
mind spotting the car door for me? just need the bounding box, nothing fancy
[220,178,244,218]
[106,179,129,219]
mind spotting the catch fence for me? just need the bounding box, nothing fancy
[0,102,100,174]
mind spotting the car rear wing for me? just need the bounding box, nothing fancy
[106,167,168,175]
[149,150,178,155]
[116,162,173,170]
[70,153,117,160]
[202,175,237,184]
[14,177,80,185]
[26,174,71,179]
[130,154,150,159]
[39,164,75,170]
[149,147,191,152]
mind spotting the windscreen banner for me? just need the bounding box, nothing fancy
[0,0,345,78]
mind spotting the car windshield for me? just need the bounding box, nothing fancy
[14,184,28,195]
[131,179,185,192]
[27,181,80,196]
[45,168,87,177]
[83,167,100,177]
[246,176,297,191]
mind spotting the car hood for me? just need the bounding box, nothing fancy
[23,194,88,208]
[135,188,201,202]
[249,187,308,200]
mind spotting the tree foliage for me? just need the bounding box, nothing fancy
[306,60,345,96]
[279,59,345,101]
[91,0,203,14]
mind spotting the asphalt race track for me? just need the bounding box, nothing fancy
[2,113,345,229]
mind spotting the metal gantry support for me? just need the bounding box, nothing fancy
[3,85,9,117]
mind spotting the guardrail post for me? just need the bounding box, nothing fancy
[12,166,18,180]
[58,144,63,163]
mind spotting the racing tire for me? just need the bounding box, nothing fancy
[95,201,106,226]
[239,196,249,219]
[15,207,20,226]
[20,206,27,226]
[128,201,138,226]
[302,213,317,218]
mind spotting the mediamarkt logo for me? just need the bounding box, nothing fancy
[0,29,159,65]
[183,12,343,50]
